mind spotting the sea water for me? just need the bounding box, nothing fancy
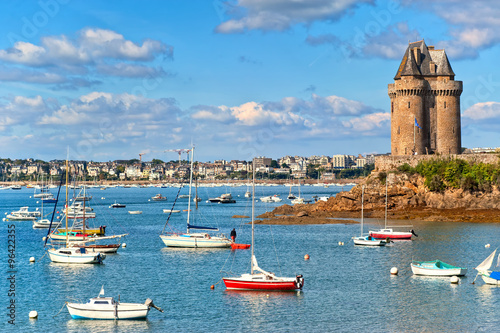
[1,184,500,332]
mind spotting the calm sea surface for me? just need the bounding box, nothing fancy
[2,184,500,332]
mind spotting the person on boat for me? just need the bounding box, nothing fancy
[230,228,236,243]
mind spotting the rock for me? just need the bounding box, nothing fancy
[296,211,308,217]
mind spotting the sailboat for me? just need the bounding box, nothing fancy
[287,181,296,200]
[46,158,106,264]
[159,147,231,248]
[474,248,500,285]
[353,185,387,246]
[369,182,417,240]
[222,162,304,291]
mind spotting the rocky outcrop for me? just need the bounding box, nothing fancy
[264,172,500,223]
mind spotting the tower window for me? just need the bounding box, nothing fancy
[395,147,398,153]
[405,147,407,155]
[444,101,447,109]
[408,102,410,108]
[453,127,455,134]
[391,102,393,114]
[398,126,400,134]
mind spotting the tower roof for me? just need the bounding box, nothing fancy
[394,40,455,80]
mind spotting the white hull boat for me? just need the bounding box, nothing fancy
[48,247,105,264]
[160,233,231,248]
[411,260,467,276]
[160,147,231,249]
[67,287,163,320]
[475,249,500,285]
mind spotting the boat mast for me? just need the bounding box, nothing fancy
[361,185,364,236]
[186,146,194,234]
[251,160,255,275]
[384,181,388,229]
[65,158,69,247]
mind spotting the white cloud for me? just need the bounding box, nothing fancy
[215,0,372,33]
[463,102,500,120]
[0,28,173,88]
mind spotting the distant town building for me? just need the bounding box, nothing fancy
[389,40,462,156]
[253,156,272,168]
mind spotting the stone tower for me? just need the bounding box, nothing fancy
[388,40,462,156]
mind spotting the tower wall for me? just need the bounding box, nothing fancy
[390,77,426,155]
[432,79,463,154]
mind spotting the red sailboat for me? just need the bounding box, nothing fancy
[222,163,304,291]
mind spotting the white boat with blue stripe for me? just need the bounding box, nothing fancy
[160,146,231,248]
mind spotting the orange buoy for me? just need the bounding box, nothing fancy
[210,285,215,290]
[304,254,310,260]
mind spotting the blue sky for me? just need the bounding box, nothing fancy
[0,0,499,162]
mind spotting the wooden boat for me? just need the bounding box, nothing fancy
[353,186,387,247]
[474,249,500,285]
[223,162,304,291]
[160,147,231,248]
[66,287,163,320]
[411,260,467,276]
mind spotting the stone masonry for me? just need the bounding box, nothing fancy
[388,40,462,156]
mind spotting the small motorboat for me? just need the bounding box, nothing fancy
[163,209,180,213]
[231,243,251,250]
[411,260,467,276]
[109,202,126,208]
[66,287,163,320]
[128,211,142,215]
[151,194,167,201]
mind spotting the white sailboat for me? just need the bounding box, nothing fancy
[222,162,304,291]
[369,182,416,240]
[46,158,106,264]
[353,185,387,246]
[160,147,231,248]
[474,248,500,285]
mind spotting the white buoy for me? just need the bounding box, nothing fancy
[390,267,398,275]
[122,243,127,248]
[450,276,459,284]
[148,199,151,202]
[29,257,35,263]
[2,218,5,222]
[29,196,32,198]
[485,244,491,248]
[341,242,344,246]
[36,201,39,204]
[42,237,46,242]
[29,310,38,319]
[338,241,342,246]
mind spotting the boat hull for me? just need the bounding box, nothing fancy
[81,244,120,253]
[411,262,467,276]
[223,275,303,291]
[48,248,105,264]
[160,234,231,248]
[353,237,386,246]
[480,274,500,285]
[67,303,149,320]
[369,229,412,240]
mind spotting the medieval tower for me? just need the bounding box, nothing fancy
[388,40,462,156]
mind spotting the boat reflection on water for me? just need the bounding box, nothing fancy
[66,317,150,332]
